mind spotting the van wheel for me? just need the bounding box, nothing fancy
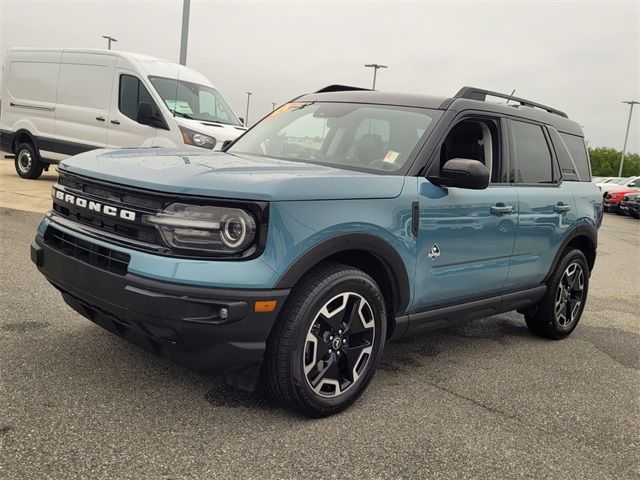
[15,143,44,179]
[264,263,387,417]
[525,249,589,340]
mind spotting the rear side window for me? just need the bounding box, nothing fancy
[560,133,591,181]
[119,75,155,123]
[548,128,580,181]
[511,120,554,184]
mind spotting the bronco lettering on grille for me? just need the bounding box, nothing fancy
[53,188,136,221]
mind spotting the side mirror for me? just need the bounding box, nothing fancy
[238,117,245,126]
[137,102,165,128]
[221,139,234,151]
[428,158,489,190]
[137,102,154,126]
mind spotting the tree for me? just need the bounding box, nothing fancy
[589,147,640,177]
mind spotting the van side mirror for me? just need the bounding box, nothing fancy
[137,102,166,129]
[428,158,490,190]
[238,117,245,126]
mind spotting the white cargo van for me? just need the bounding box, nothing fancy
[0,48,246,179]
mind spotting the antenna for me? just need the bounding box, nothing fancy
[505,89,516,104]
[172,70,180,117]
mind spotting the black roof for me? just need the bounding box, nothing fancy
[297,86,583,136]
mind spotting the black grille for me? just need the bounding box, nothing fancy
[54,173,166,248]
[44,226,130,275]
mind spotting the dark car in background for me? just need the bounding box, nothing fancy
[619,192,640,218]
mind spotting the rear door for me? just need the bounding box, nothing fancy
[55,52,115,156]
[505,119,577,290]
[412,115,518,310]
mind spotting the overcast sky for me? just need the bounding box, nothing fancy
[1,0,638,152]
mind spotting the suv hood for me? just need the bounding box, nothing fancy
[58,148,406,202]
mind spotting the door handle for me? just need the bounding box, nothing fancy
[96,116,106,122]
[554,203,571,213]
[110,119,120,125]
[490,203,513,215]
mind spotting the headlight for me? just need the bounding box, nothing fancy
[180,126,216,149]
[143,203,257,254]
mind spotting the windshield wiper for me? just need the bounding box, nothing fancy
[169,109,194,119]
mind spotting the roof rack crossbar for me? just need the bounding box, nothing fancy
[454,86,568,118]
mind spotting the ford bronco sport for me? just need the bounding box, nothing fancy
[31,86,602,417]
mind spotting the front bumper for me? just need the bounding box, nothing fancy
[31,235,289,388]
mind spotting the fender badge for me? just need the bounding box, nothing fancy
[428,244,440,261]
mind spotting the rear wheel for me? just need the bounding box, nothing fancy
[525,249,589,339]
[14,142,44,179]
[264,263,387,417]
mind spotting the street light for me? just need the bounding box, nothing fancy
[619,100,639,177]
[179,0,191,65]
[364,63,387,90]
[245,92,252,126]
[102,35,117,50]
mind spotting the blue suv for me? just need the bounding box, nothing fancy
[31,86,602,417]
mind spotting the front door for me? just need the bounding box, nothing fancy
[412,116,518,311]
[107,69,162,148]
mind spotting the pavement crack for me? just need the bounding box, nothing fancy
[428,381,553,435]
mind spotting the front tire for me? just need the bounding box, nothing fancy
[264,263,387,417]
[525,249,589,339]
[14,142,44,179]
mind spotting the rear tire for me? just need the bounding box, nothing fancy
[14,142,44,179]
[525,249,589,340]
[264,263,387,417]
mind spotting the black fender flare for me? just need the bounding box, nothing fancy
[10,128,39,153]
[274,233,411,315]
[544,223,598,283]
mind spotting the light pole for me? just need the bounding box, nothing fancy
[179,0,191,65]
[245,92,252,126]
[364,63,387,90]
[619,100,639,177]
[102,35,117,50]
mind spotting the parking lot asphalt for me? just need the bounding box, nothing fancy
[0,207,638,480]
[0,160,56,213]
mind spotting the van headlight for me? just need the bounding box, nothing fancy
[143,203,257,254]
[180,126,216,149]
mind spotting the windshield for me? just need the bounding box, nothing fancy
[228,102,439,174]
[149,76,242,126]
[612,178,629,185]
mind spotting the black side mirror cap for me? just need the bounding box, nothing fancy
[137,102,166,129]
[428,158,490,190]
[221,139,234,151]
[137,102,154,126]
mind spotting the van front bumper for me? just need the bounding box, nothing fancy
[31,235,289,388]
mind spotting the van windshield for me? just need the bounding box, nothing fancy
[228,102,439,174]
[149,76,242,126]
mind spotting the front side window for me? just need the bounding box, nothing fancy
[149,76,241,126]
[228,102,438,174]
[511,120,554,184]
[439,118,503,183]
[119,74,156,123]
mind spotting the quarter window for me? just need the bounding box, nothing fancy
[511,120,554,184]
[560,133,591,181]
[119,75,156,123]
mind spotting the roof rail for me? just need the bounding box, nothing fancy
[454,86,568,118]
[315,84,371,93]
